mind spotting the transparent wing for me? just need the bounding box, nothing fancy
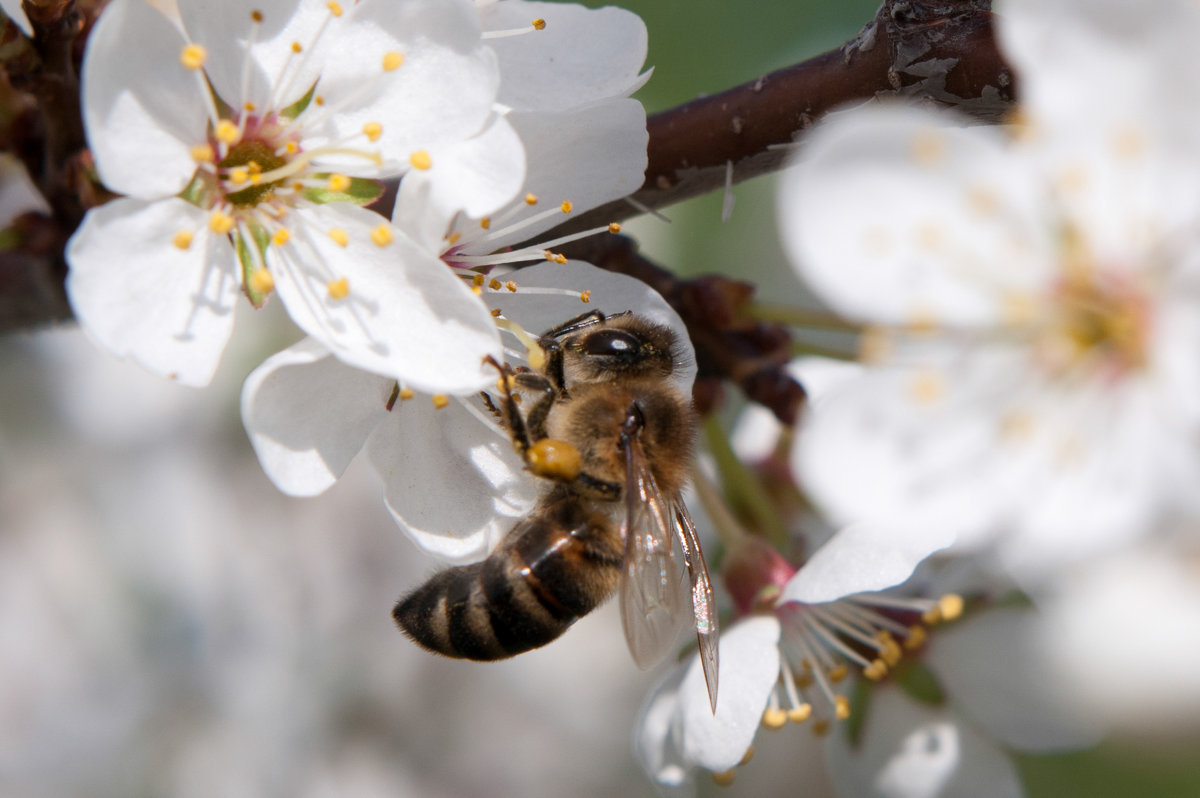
[672,501,720,713]
[619,436,687,670]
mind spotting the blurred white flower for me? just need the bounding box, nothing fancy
[781,0,1200,583]
[242,260,695,563]
[66,0,524,388]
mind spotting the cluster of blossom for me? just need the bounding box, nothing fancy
[11,0,1200,795]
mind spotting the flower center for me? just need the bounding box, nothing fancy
[1044,268,1149,377]
[218,136,290,207]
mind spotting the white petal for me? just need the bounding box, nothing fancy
[486,260,697,394]
[273,203,502,393]
[241,339,392,496]
[367,394,538,563]
[782,522,953,605]
[635,666,695,793]
[827,689,1023,798]
[65,197,238,386]
[476,99,649,250]
[0,154,50,226]
[480,0,647,111]
[82,0,209,198]
[1,0,31,36]
[395,114,525,222]
[679,616,781,773]
[779,104,1054,326]
[924,607,1101,752]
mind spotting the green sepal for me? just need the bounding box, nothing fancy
[237,224,273,309]
[178,171,214,207]
[280,82,318,120]
[302,174,385,206]
[895,661,946,707]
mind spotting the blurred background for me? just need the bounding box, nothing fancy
[3,0,1199,796]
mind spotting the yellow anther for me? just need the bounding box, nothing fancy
[286,141,300,155]
[362,122,383,142]
[480,217,491,230]
[762,707,788,730]
[326,1,343,16]
[327,173,351,192]
[180,44,207,70]
[828,664,848,684]
[858,326,892,363]
[524,193,539,205]
[191,144,215,163]
[834,696,851,721]
[560,200,573,213]
[291,41,303,53]
[244,101,257,112]
[532,18,546,30]
[580,290,591,304]
[229,167,250,185]
[489,278,503,291]
[399,387,415,401]
[272,228,291,246]
[208,211,234,235]
[251,9,263,22]
[739,747,755,767]
[553,253,568,264]
[712,771,736,787]
[812,719,831,737]
[327,277,350,299]
[215,120,240,145]
[908,369,945,405]
[788,704,813,723]
[472,274,486,286]
[528,438,582,482]
[490,308,502,318]
[382,51,405,71]
[505,280,518,293]
[904,625,927,651]
[371,224,394,247]
[409,150,432,171]
[172,231,194,250]
[608,222,621,233]
[938,594,964,622]
[328,228,349,247]
[864,659,888,681]
[794,673,813,690]
[882,638,903,666]
[471,285,482,296]
[249,268,274,295]
[447,232,462,245]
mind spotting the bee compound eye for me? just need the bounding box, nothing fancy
[582,329,641,357]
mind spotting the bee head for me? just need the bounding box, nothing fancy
[557,313,681,384]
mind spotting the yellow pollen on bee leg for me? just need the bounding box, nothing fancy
[191,144,215,163]
[215,120,241,145]
[409,150,433,171]
[180,44,207,70]
[249,268,274,295]
[608,222,621,233]
[580,290,591,304]
[328,228,349,247]
[528,438,582,481]
[272,228,291,246]
[327,277,350,299]
[432,394,450,410]
[208,211,234,234]
[712,771,736,787]
[326,173,351,192]
[363,122,383,142]
[326,1,343,16]
[172,231,194,250]
[382,51,405,71]
[788,704,813,724]
[762,707,788,730]
[371,224,394,247]
[532,18,546,30]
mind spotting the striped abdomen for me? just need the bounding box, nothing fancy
[393,490,624,660]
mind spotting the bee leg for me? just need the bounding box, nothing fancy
[484,355,535,456]
[511,371,557,443]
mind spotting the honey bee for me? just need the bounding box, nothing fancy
[393,310,719,709]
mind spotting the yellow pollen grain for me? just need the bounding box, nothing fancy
[489,278,503,291]
[553,253,567,264]
[251,9,263,22]
[208,210,234,235]
[190,144,215,163]
[410,150,433,171]
[180,44,207,70]
[828,664,848,684]
[172,231,194,250]
[711,771,736,787]
[882,638,903,665]
[249,268,274,294]
[505,280,518,293]
[447,232,462,245]
[908,369,945,405]
[938,594,964,622]
[560,201,573,213]
[229,167,250,185]
[580,290,591,304]
[471,285,482,296]
[608,222,621,233]
[911,128,945,167]
[215,120,240,145]
[472,274,486,286]
[292,181,305,192]
[524,193,539,205]
[363,122,383,142]
[834,696,851,721]
[432,394,450,410]
[327,277,350,299]
[532,17,546,30]
[383,51,405,71]
[788,704,813,723]
[863,659,888,681]
[480,217,491,230]
[327,173,351,192]
[371,224,395,247]
[291,41,303,53]
[315,95,325,106]
[272,228,291,246]
[328,228,349,247]
[326,1,343,17]
[762,707,788,730]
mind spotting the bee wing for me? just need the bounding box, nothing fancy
[671,501,720,713]
[619,436,687,671]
